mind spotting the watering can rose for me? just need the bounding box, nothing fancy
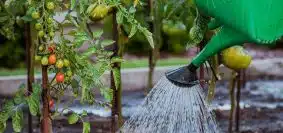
[221,46,252,70]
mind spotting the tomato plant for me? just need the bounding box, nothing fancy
[0,0,153,133]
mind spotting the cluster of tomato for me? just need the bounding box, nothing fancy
[31,1,56,38]
[37,43,73,83]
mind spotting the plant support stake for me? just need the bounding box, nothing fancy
[41,66,52,133]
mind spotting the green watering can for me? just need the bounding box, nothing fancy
[166,0,283,87]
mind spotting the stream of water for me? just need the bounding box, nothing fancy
[119,76,220,133]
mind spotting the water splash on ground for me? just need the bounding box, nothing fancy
[120,76,220,133]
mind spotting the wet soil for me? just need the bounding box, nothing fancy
[2,79,283,133]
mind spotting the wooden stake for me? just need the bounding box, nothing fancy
[41,66,52,133]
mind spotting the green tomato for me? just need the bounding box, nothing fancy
[66,70,72,77]
[47,17,53,24]
[41,56,49,66]
[49,31,55,37]
[56,59,64,68]
[39,45,44,51]
[32,11,40,19]
[63,59,70,67]
[35,23,42,30]
[38,30,45,38]
[46,2,55,10]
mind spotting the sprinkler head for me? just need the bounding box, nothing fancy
[165,64,199,87]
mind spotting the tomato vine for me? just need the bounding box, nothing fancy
[0,0,153,132]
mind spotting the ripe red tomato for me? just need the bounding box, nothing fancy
[56,72,64,83]
[48,54,56,65]
[49,99,54,108]
[48,44,56,53]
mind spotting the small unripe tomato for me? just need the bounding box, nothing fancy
[38,45,44,51]
[47,17,53,24]
[31,11,40,19]
[64,76,70,82]
[38,30,45,38]
[46,2,55,10]
[63,59,70,67]
[41,56,49,66]
[35,23,42,30]
[49,99,54,108]
[56,72,64,83]
[48,54,56,65]
[66,70,72,77]
[56,59,64,68]
[49,31,55,37]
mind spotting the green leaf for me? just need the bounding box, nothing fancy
[21,15,32,22]
[0,111,9,122]
[100,88,113,102]
[0,122,6,133]
[83,122,90,133]
[111,57,124,64]
[71,0,76,10]
[92,29,103,39]
[86,4,96,14]
[68,113,79,124]
[116,11,123,24]
[112,68,121,90]
[12,109,23,133]
[141,29,154,48]
[3,100,14,111]
[129,25,137,38]
[26,95,40,116]
[81,110,88,116]
[101,39,115,47]
[71,79,79,90]
[0,16,9,23]
[82,47,97,57]
[79,0,86,13]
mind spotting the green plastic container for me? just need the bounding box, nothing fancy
[191,0,283,67]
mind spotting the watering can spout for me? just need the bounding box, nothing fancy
[165,64,199,87]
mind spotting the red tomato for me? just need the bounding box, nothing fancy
[49,99,54,108]
[56,72,64,83]
[48,44,56,53]
[48,54,56,65]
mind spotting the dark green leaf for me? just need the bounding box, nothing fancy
[0,111,9,122]
[68,113,79,124]
[83,122,90,133]
[129,25,137,38]
[3,101,14,111]
[12,109,23,132]
[141,28,154,48]
[71,79,79,90]
[0,121,6,133]
[116,11,123,24]
[112,68,121,90]
[0,16,9,23]
[26,95,39,116]
[92,29,103,39]
[101,39,115,47]
[21,15,32,22]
